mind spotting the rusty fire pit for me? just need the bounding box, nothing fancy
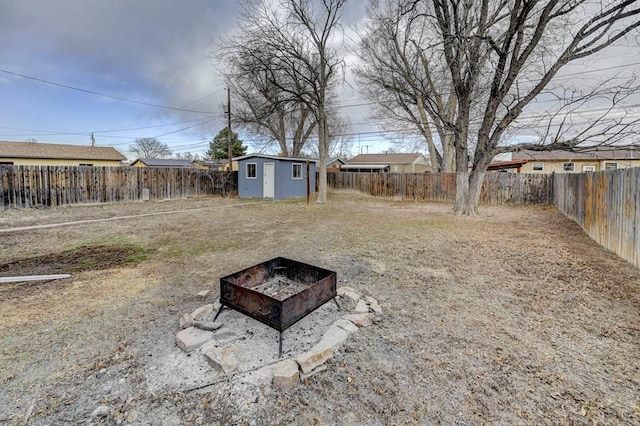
[214,257,337,356]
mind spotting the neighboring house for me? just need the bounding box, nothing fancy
[512,147,640,173]
[192,159,238,171]
[326,158,345,172]
[130,158,194,168]
[193,159,224,170]
[0,140,126,167]
[236,154,317,199]
[341,153,431,173]
[486,160,529,173]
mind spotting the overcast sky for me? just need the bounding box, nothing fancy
[1,1,638,159]
[0,0,374,158]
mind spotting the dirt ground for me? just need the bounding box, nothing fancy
[0,192,638,425]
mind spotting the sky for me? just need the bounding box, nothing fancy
[1,1,638,160]
[0,0,375,159]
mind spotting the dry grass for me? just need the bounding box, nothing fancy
[1,193,638,424]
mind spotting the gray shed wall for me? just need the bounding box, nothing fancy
[237,157,316,199]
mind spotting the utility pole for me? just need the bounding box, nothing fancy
[90,133,95,147]
[226,87,233,171]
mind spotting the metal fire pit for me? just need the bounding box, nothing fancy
[214,257,337,356]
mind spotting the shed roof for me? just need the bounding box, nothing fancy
[235,154,318,163]
[347,153,425,164]
[0,140,127,161]
[131,158,194,167]
[512,147,640,161]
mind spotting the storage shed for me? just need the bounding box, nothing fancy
[236,154,317,199]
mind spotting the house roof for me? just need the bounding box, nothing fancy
[235,154,319,163]
[326,158,346,166]
[487,160,529,171]
[346,153,425,164]
[341,164,389,170]
[512,147,640,161]
[0,141,127,161]
[131,158,194,167]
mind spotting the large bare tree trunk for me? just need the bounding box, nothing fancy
[316,111,328,203]
[454,171,484,216]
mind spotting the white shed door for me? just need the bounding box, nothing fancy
[263,163,275,198]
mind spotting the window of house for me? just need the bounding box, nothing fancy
[292,163,303,179]
[532,162,543,171]
[563,162,575,172]
[582,165,596,173]
[0,161,14,166]
[79,163,93,168]
[604,162,618,170]
[246,163,257,179]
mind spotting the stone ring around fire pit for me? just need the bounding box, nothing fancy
[214,257,337,357]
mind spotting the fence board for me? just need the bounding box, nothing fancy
[554,168,639,269]
[328,172,552,205]
[0,166,236,209]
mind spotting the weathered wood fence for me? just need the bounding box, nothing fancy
[328,172,554,204]
[0,166,236,209]
[554,168,639,269]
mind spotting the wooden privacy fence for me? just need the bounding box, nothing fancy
[554,168,639,269]
[0,166,237,209]
[328,172,553,205]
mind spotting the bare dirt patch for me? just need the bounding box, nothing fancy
[0,193,638,425]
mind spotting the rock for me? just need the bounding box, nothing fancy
[196,289,212,298]
[202,343,240,374]
[126,410,139,423]
[342,313,374,327]
[295,345,334,374]
[272,359,299,391]
[354,299,369,314]
[175,327,214,352]
[179,313,194,329]
[337,286,357,294]
[337,288,360,303]
[300,364,327,381]
[193,321,223,332]
[91,405,109,418]
[368,301,383,314]
[334,318,358,333]
[363,295,378,305]
[191,304,215,321]
[318,323,352,349]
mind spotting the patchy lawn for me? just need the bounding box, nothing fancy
[0,193,638,425]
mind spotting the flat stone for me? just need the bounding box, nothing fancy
[193,321,223,332]
[368,301,383,314]
[342,313,374,327]
[337,286,357,294]
[176,327,214,352]
[295,345,334,374]
[313,324,352,354]
[338,288,360,303]
[363,295,379,305]
[202,343,239,374]
[272,359,299,392]
[91,405,109,418]
[300,364,327,381]
[354,299,369,314]
[191,304,215,321]
[241,365,274,387]
[179,313,194,329]
[196,289,212,298]
[334,318,358,333]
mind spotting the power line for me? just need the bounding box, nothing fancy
[0,68,215,114]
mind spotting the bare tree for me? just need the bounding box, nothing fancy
[219,4,317,158]
[129,137,172,159]
[364,0,640,215]
[222,0,347,203]
[356,0,462,172]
